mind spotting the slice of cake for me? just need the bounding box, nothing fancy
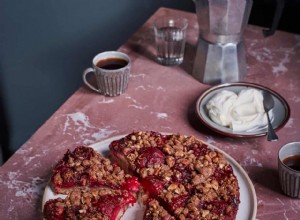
[109,131,170,175]
[43,189,136,220]
[51,146,140,194]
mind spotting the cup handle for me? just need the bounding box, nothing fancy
[82,68,101,93]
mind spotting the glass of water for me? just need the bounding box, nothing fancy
[153,16,188,66]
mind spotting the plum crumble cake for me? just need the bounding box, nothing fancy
[110,131,240,220]
[44,131,240,219]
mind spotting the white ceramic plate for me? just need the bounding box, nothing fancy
[42,134,257,220]
[196,82,290,138]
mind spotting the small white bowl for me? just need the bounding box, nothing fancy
[196,82,290,138]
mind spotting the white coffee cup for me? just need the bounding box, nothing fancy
[83,51,131,96]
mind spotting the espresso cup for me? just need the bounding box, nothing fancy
[278,142,300,198]
[83,51,131,96]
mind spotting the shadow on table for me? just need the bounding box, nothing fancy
[126,31,197,76]
[181,41,197,75]
[186,95,226,138]
[126,27,157,63]
[251,166,283,194]
[127,41,157,63]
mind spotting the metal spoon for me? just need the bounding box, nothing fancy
[263,91,278,141]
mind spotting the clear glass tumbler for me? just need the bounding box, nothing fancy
[153,16,188,66]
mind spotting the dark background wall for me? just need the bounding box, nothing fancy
[249,0,300,35]
[0,0,195,163]
[0,0,299,164]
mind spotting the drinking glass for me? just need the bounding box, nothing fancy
[153,16,188,66]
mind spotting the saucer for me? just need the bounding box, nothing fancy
[195,82,290,138]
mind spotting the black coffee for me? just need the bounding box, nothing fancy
[96,58,128,70]
[283,154,300,171]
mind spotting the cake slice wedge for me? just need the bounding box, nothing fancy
[51,146,140,194]
[43,189,136,220]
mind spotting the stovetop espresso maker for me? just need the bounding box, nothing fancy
[193,0,253,85]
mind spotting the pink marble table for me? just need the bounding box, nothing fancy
[1,7,300,220]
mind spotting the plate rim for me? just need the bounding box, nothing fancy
[42,133,257,220]
[195,82,291,138]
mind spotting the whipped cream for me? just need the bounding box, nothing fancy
[206,89,272,132]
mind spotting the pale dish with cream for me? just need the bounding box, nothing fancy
[206,89,273,132]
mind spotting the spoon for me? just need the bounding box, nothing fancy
[263,91,278,141]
